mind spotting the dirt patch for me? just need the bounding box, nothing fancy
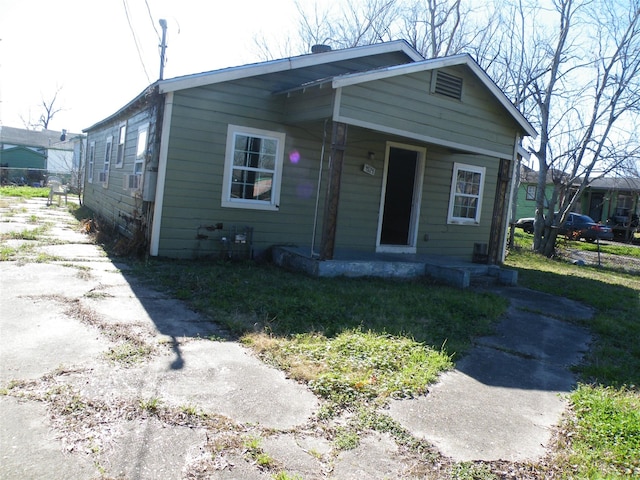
[562,246,640,274]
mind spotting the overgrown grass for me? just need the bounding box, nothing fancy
[135,260,506,359]
[0,185,50,199]
[133,260,504,412]
[506,233,640,478]
[244,329,452,407]
[567,385,640,477]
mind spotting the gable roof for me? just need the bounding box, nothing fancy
[158,40,423,94]
[328,54,537,138]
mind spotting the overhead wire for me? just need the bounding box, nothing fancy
[122,0,151,84]
[144,0,161,42]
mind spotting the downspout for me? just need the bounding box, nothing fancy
[149,91,173,256]
[310,119,329,257]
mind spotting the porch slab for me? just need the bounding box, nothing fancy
[271,246,517,288]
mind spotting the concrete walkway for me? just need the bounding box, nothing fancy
[0,197,592,479]
[388,287,592,462]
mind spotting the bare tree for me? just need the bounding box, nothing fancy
[399,0,478,57]
[21,86,64,130]
[291,0,400,51]
[512,0,640,256]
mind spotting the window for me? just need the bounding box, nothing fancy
[87,142,95,184]
[100,136,112,185]
[134,126,148,175]
[115,123,126,167]
[447,163,485,225]
[222,125,285,210]
[526,184,537,201]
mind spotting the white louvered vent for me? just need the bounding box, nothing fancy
[433,71,463,100]
[123,174,141,190]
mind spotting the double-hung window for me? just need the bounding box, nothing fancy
[101,136,112,186]
[222,125,285,211]
[134,126,148,176]
[447,163,485,225]
[87,142,95,184]
[115,123,126,168]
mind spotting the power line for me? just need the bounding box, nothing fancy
[122,0,151,84]
[144,0,161,42]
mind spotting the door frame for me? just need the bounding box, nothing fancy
[376,142,426,253]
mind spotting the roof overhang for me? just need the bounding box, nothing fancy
[158,40,423,94]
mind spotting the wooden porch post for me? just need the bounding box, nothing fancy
[488,157,512,264]
[319,122,348,260]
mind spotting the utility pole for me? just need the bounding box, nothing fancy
[158,19,168,80]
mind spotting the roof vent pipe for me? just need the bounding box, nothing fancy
[311,44,332,54]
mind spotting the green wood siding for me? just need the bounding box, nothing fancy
[337,67,519,157]
[156,81,327,257]
[330,140,499,260]
[83,108,154,237]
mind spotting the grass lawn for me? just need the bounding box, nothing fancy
[0,185,50,199]
[133,259,506,408]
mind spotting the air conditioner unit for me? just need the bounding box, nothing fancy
[123,174,141,190]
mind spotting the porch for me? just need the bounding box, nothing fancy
[271,246,518,289]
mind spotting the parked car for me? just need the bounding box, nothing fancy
[515,213,613,242]
[558,213,613,242]
[514,217,535,234]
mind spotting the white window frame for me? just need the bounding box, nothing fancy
[134,125,148,176]
[115,122,126,168]
[221,124,285,211]
[87,141,95,184]
[526,184,537,201]
[447,162,486,225]
[101,136,112,186]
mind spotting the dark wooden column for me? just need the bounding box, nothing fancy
[319,122,348,260]
[488,157,512,264]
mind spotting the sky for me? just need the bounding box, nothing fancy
[0,0,311,133]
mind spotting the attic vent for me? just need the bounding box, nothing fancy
[433,71,463,100]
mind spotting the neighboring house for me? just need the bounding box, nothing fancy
[514,166,571,220]
[82,40,536,266]
[0,126,84,185]
[578,177,640,240]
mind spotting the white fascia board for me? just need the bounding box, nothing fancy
[518,144,531,160]
[333,113,514,159]
[332,54,538,140]
[159,40,422,94]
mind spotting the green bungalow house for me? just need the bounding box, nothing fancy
[514,166,574,221]
[82,40,536,278]
[580,177,640,241]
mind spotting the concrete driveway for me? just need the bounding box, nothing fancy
[0,197,592,479]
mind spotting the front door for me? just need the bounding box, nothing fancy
[589,193,604,222]
[377,143,425,253]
